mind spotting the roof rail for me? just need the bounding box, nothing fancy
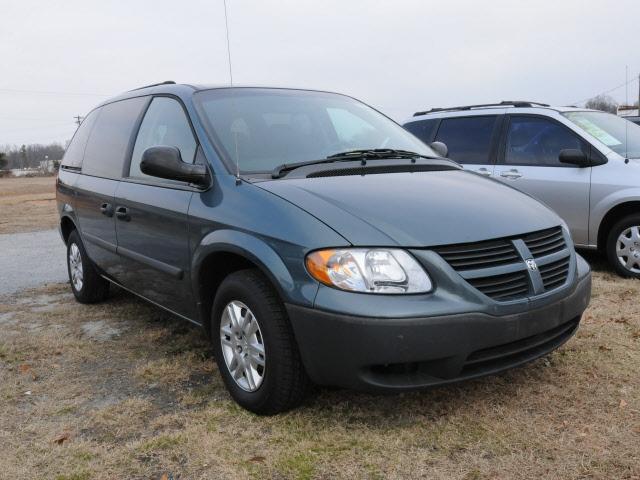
[129,81,176,92]
[413,100,550,117]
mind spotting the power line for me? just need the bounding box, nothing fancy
[1,123,76,135]
[572,75,639,106]
[0,87,110,97]
[0,116,74,122]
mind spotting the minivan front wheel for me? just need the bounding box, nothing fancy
[607,214,640,278]
[66,230,110,303]
[211,269,310,414]
[219,300,266,392]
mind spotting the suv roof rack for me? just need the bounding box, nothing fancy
[129,81,176,92]
[413,100,550,117]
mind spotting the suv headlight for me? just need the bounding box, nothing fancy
[305,248,432,294]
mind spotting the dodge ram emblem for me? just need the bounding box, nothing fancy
[525,258,538,271]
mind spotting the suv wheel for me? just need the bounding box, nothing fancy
[606,214,640,278]
[66,230,110,303]
[211,269,310,414]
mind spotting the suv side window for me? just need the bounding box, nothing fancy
[434,116,498,164]
[404,119,439,144]
[504,116,586,167]
[129,97,197,180]
[82,97,147,179]
[61,109,99,169]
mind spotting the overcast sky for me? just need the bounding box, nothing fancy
[1,0,639,147]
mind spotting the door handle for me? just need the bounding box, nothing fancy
[100,203,114,217]
[476,168,492,177]
[500,169,522,179]
[115,206,130,221]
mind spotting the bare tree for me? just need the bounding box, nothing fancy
[584,94,618,114]
[0,142,65,169]
[0,152,7,170]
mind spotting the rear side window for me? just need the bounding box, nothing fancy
[82,97,147,179]
[503,116,586,167]
[61,109,99,169]
[129,97,197,180]
[435,116,498,165]
[404,119,439,144]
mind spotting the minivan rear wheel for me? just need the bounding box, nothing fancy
[606,214,640,279]
[210,269,310,414]
[66,230,110,303]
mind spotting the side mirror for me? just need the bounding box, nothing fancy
[430,141,448,158]
[140,146,209,186]
[559,149,590,167]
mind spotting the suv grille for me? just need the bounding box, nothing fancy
[434,227,571,302]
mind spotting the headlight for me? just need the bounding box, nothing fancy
[305,248,432,294]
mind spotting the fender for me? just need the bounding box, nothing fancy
[590,188,640,245]
[191,228,319,324]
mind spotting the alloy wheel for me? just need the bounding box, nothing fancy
[69,243,84,291]
[219,301,266,392]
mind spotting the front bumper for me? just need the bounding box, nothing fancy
[287,257,591,391]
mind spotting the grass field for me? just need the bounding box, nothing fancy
[0,176,57,234]
[0,176,638,479]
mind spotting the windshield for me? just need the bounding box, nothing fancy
[563,110,640,159]
[194,88,435,174]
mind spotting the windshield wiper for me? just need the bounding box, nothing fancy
[272,149,436,178]
[326,148,433,160]
[272,157,361,178]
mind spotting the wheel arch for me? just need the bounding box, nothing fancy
[60,215,78,245]
[191,229,301,337]
[596,200,640,252]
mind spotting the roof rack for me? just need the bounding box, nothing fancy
[129,81,176,92]
[413,100,550,117]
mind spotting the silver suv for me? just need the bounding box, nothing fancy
[404,101,640,278]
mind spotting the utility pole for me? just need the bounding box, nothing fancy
[637,73,639,112]
[74,115,83,127]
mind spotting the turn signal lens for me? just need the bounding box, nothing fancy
[305,248,432,294]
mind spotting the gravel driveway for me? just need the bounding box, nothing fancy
[0,228,67,296]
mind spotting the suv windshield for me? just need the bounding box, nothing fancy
[563,110,640,159]
[194,88,435,174]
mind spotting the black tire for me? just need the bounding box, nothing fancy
[210,269,310,415]
[606,213,640,279]
[66,230,110,303]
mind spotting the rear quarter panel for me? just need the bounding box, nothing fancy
[56,169,80,238]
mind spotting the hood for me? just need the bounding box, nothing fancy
[257,170,563,247]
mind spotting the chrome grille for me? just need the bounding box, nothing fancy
[523,227,566,258]
[434,226,572,301]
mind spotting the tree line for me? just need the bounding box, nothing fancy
[0,142,66,170]
[584,94,639,114]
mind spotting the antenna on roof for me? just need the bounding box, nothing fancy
[625,66,629,161]
[222,0,241,182]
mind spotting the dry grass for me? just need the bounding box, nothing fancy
[0,176,58,234]
[0,257,639,479]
